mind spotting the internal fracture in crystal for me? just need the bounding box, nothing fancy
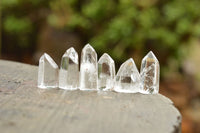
[38,53,59,88]
[114,58,141,93]
[140,51,160,94]
[59,47,79,90]
[80,44,98,90]
[98,53,115,90]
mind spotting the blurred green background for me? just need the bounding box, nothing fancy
[1,0,200,132]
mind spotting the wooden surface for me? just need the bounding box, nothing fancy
[0,60,181,133]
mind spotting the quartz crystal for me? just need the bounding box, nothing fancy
[98,53,115,90]
[140,51,160,94]
[38,53,59,88]
[59,47,79,90]
[79,44,98,90]
[114,58,141,93]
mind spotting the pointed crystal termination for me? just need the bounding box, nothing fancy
[98,53,115,91]
[59,47,79,90]
[114,58,141,93]
[140,51,160,94]
[80,44,98,90]
[38,53,59,89]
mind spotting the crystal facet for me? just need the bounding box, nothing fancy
[38,53,59,88]
[114,58,141,93]
[140,51,160,94]
[59,47,79,90]
[98,53,115,90]
[80,44,98,90]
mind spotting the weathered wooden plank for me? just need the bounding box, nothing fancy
[0,60,181,133]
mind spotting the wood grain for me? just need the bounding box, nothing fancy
[0,60,181,133]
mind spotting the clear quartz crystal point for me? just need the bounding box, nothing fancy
[59,47,79,90]
[80,44,98,90]
[38,53,59,89]
[114,58,141,93]
[140,51,160,94]
[98,53,115,91]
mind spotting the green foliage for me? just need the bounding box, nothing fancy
[4,16,32,34]
[2,0,200,75]
[2,0,49,48]
[1,0,19,8]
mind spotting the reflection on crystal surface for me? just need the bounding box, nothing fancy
[59,47,79,90]
[98,53,115,90]
[38,53,59,89]
[114,58,141,93]
[140,51,160,94]
[80,44,98,90]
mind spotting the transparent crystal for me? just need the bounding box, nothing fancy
[59,47,79,90]
[80,44,98,90]
[114,58,141,93]
[38,53,59,88]
[98,53,115,91]
[140,51,160,94]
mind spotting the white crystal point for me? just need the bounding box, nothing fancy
[114,58,141,93]
[140,51,160,94]
[80,44,98,90]
[38,53,59,89]
[59,47,79,90]
[98,53,115,91]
